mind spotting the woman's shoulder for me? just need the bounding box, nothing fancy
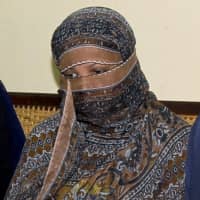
[29,111,61,138]
[20,112,61,159]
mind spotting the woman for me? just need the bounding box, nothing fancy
[5,7,190,200]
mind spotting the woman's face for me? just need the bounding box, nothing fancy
[58,46,123,90]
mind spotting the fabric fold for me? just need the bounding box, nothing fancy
[36,81,75,200]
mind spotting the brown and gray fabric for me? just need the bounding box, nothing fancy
[5,7,190,200]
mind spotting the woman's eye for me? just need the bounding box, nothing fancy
[93,69,105,74]
[63,73,78,79]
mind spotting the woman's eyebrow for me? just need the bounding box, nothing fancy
[61,69,74,74]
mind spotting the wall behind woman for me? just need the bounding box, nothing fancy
[0,0,199,101]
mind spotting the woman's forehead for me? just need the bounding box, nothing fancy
[58,45,122,70]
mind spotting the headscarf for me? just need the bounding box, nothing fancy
[51,7,135,63]
[5,7,190,200]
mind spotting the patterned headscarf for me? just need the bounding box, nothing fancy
[51,7,135,64]
[5,7,191,200]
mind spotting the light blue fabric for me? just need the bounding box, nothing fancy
[185,114,200,200]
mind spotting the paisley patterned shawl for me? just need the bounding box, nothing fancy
[5,7,191,200]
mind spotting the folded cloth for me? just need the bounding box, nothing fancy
[0,81,25,199]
